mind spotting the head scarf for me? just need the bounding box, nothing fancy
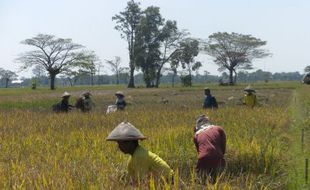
[195,115,212,134]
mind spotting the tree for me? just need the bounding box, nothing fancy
[61,51,97,86]
[106,56,128,85]
[113,0,142,88]
[61,69,88,86]
[134,6,163,87]
[96,60,104,85]
[0,68,18,88]
[171,38,201,86]
[154,21,188,87]
[32,64,46,78]
[204,32,270,85]
[305,65,310,73]
[16,34,96,90]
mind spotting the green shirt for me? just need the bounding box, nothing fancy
[82,97,94,111]
[127,145,173,180]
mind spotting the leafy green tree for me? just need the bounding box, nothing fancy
[171,38,201,86]
[154,21,187,87]
[16,34,97,90]
[112,0,142,88]
[134,6,163,87]
[0,68,18,88]
[204,32,270,85]
[61,51,97,86]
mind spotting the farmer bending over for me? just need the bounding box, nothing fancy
[76,91,95,112]
[115,91,126,110]
[52,91,74,113]
[243,86,257,108]
[194,115,226,184]
[106,122,173,183]
[203,87,218,109]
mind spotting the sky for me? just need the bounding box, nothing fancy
[0,0,309,78]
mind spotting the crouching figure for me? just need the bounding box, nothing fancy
[106,122,174,185]
[194,115,226,184]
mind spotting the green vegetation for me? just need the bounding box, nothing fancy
[0,82,308,189]
[287,85,310,189]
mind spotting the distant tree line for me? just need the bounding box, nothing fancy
[12,0,309,89]
[3,69,304,88]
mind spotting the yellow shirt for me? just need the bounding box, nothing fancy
[244,94,257,107]
[127,145,173,180]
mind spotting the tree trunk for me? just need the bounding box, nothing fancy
[68,78,73,87]
[116,73,119,85]
[145,81,151,88]
[127,64,135,88]
[155,67,162,88]
[50,73,56,90]
[91,74,94,86]
[5,78,9,88]
[233,70,237,84]
[172,73,175,87]
[229,69,234,85]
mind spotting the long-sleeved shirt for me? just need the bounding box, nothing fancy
[127,145,173,181]
[203,95,218,109]
[59,99,73,112]
[243,94,257,108]
[82,97,94,112]
[194,125,226,172]
[115,97,126,110]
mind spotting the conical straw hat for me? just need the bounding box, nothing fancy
[62,91,71,97]
[244,85,255,92]
[106,122,146,141]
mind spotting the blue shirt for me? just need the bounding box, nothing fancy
[203,95,218,109]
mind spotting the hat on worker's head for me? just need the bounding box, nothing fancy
[195,114,210,131]
[244,85,255,93]
[83,91,92,96]
[115,91,125,97]
[106,122,146,141]
[204,87,210,91]
[204,87,211,94]
[62,91,71,98]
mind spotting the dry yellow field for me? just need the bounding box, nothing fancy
[0,83,308,189]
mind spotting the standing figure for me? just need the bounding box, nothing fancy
[75,91,95,112]
[106,122,174,183]
[52,91,74,113]
[243,86,257,108]
[203,87,218,109]
[193,115,226,184]
[115,91,127,110]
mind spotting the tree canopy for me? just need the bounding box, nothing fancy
[112,0,142,88]
[16,34,96,90]
[171,38,201,86]
[106,56,128,84]
[204,32,270,85]
[0,68,18,88]
[305,65,310,73]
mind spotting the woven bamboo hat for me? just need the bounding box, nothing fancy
[244,85,255,92]
[62,91,71,98]
[115,91,125,96]
[83,91,92,96]
[106,122,146,141]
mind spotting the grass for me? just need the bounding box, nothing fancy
[0,81,307,189]
[286,85,310,189]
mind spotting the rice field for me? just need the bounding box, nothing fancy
[0,82,308,189]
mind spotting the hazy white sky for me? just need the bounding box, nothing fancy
[1,0,309,78]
